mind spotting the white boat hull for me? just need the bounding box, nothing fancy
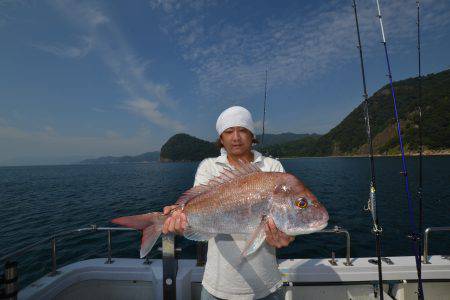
[19,256,450,300]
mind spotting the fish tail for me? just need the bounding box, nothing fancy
[112,212,166,258]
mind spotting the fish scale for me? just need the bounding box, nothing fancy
[186,172,273,233]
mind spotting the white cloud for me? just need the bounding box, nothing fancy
[0,124,159,165]
[104,52,177,109]
[105,130,121,139]
[123,98,185,131]
[0,0,27,28]
[92,107,107,113]
[33,36,93,58]
[0,124,28,140]
[151,0,450,104]
[51,0,109,29]
[43,125,56,136]
[46,0,183,129]
[149,0,181,13]
[149,0,218,13]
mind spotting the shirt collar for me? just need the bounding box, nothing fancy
[216,148,263,165]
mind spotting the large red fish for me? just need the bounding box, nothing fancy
[112,162,329,258]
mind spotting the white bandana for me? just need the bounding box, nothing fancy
[215,106,255,136]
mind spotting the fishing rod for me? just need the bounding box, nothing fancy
[351,1,384,298]
[261,68,268,148]
[416,0,424,262]
[374,1,424,298]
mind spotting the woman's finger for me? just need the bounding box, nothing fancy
[163,207,170,215]
[163,205,177,215]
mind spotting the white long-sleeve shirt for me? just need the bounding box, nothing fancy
[193,150,285,299]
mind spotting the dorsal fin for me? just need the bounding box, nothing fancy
[175,161,262,206]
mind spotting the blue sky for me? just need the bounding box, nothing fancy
[1,0,449,165]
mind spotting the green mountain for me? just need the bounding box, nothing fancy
[260,135,322,157]
[160,132,317,162]
[80,151,160,164]
[160,133,219,162]
[263,69,450,157]
[254,133,319,147]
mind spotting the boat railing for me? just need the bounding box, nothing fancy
[316,226,352,266]
[0,225,140,300]
[0,225,139,275]
[423,226,450,264]
[194,226,353,267]
[1,224,353,299]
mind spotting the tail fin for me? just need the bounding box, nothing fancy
[112,212,167,258]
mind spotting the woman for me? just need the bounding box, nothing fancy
[163,106,294,299]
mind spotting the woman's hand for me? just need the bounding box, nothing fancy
[264,217,295,248]
[162,205,188,235]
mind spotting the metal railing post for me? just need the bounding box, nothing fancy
[423,226,450,264]
[423,227,430,264]
[162,234,177,300]
[317,226,352,266]
[50,238,57,276]
[343,230,352,266]
[106,230,113,264]
[2,261,18,300]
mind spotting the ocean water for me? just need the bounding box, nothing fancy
[1,157,449,287]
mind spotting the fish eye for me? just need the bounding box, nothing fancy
[294,198,308,209]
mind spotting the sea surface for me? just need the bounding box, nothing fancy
[1,157,449,287]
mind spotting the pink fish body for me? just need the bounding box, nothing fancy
[112,163,328,258]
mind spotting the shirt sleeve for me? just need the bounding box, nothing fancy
[271,159,285,173]
[193,159,213,187]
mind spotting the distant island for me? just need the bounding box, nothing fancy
[79,151,160,164]
[81,68,450,164]
[80,132,314,164]
[160,133,219,162]
[158,132,316,162]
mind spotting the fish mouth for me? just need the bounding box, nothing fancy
[285,220,328,236]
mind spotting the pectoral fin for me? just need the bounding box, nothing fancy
[241,219,267,257]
